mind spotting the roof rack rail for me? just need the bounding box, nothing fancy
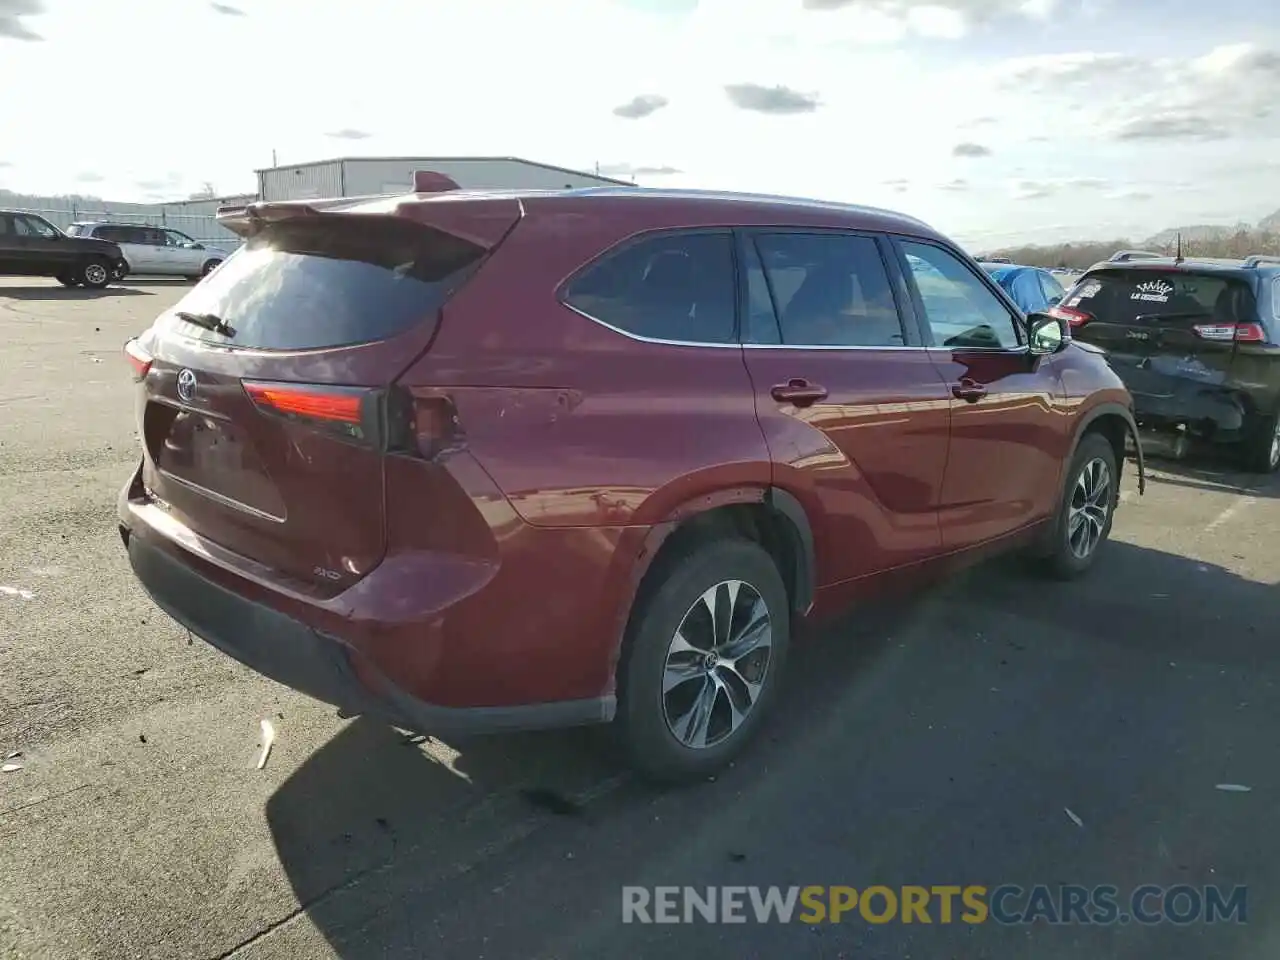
[1243,255,1280,268]
[1108,250,1164,262]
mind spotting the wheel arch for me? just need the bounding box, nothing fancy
[1071,400,1145,495]
[616,484,817,651]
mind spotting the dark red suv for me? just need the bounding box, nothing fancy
[119,183,1144,782]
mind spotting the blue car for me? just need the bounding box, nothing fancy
[981,263,1067,314]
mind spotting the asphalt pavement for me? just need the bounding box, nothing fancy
[2,277,1278,960]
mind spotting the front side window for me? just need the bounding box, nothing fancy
[562,231,736,344]
[752,232,905,347]
[16,215,60,238]
[899,241,1022,349]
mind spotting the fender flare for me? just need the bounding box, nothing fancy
[1072,401,1146,495]
[765,486,817,616]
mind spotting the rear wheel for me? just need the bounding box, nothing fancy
[79,258,111,289]
[617,538,790,784]
[1039,432,1118,580]
[1241,413,1280,474]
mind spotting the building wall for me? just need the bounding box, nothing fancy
[340,158,626,196]
[256,157,630,202]
[258,162,344,202]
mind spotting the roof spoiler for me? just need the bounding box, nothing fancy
[1243,255,1280,268]
[215,190,522,249]
[1108,250,1164,262]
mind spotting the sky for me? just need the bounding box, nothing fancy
[1,0,1279,247]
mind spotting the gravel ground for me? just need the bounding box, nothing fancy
[2,277,1278,960]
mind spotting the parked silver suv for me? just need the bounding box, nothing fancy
[65,222,227,280]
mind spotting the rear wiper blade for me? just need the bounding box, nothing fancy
[175,310,235,336]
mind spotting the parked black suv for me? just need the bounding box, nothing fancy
[0,209,130,289]
[1053,252,1280,472]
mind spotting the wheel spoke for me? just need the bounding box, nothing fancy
[719,598,770,660]
[662,656,703,695]
[672,675,720,748]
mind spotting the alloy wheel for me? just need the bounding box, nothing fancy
[661,579,772,750]
[83,262,108,286]
[1269,420,1280,470]
[1068,457,1111,559]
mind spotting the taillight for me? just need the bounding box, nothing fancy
[243,381,370,442]
[244,382,362,423]
[1048,305,1092,328]
[123,338,152,380]
[1192,322,1267,342]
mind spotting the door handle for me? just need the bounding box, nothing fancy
[951,378,987,403]
[771,378,828,407]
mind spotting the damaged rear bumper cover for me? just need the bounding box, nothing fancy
[121,519,615,738]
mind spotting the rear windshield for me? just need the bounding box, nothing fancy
[1065,269,1256,325]
[160,218,485,350]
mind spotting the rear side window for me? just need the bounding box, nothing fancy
[161,218,485,350]
[562,231,736,344]
[1064,270,1256,325]
[751,233,905,347]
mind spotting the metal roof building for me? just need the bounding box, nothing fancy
[255,156,632,202]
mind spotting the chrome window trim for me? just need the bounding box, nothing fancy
[560,301,743,350]
[563,302,1030,355]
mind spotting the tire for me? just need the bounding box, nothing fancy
[1039,432,1119,580]
[200,259,222,278]
[55,274,80,288]
[1241,412,1280,474]
[79,258,111,289]
[617,538,791,784]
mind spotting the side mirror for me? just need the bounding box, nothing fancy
[1027,312,1068,355]
[183,242,204,250]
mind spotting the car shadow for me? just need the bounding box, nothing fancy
[121,277,198,286]
[264,540,1280,959]
[0,285,154,299]
[1138,450,1280,500]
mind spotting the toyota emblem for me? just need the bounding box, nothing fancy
[176,368,198,402]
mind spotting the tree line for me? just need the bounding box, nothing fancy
[979,229,1280,270]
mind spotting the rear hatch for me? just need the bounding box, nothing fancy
[1052,267,1261,403]
[126,196,520,593]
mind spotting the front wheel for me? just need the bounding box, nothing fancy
[617,538,791,784]
[1039,432,1118,580]
[79,258,111,289]
[201,259,222,278]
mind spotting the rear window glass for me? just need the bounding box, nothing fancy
[562,231,736,344]
[161,218,484,350]
[1065,269,1256,325]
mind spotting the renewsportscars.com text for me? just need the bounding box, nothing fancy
[621,884,1247,925]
